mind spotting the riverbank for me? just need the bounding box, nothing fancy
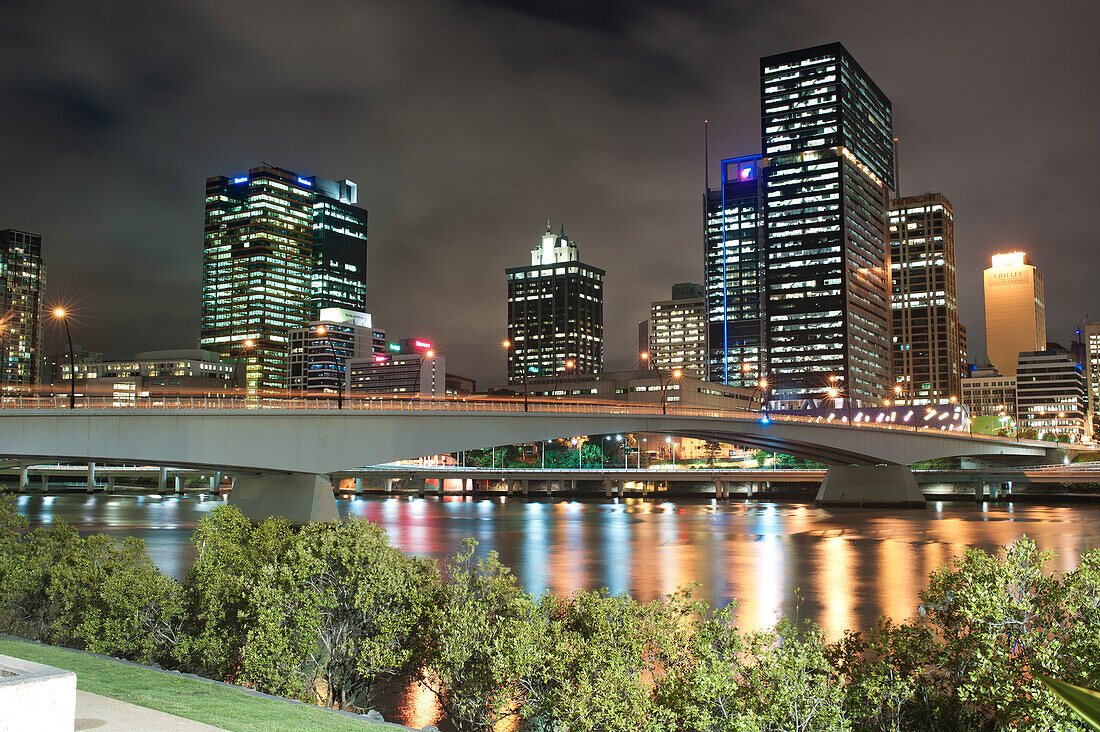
[0,635,413,731]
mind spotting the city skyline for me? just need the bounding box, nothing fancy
[2,1,1097,385]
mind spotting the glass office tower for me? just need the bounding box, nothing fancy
[0,229,45,389]
[506,223,604,382]
[760,43,894,407]
[201,164,366,393]
[889,193,964,404]
[705,155,764,388]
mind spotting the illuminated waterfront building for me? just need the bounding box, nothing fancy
[347,338,448,397]
[962,364,1017,422]
[889,193,964,404]
[57,349,233,404]
[1,229,46,389]
[1016,348,1090,441]
[201,164,367,392]
[288,308,386,395]
[983,252,1045,377]
[506,223,604,383]
[760,43,895,407]
[1085,321,1100,430]
[650,283,706,378]
[705,156,764,388]
[524,369,758,410]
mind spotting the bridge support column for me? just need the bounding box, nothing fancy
[210,472,221,492]
[974,483,984,502]
[616,481,623,498]
[546,480,554,498]
[228,473,339,524]
[107,476,116,492]
[40,474,48,493]
[174,475,182,494]
[522,480,529,497]
[19,466,29,493]
[714,479,724,499]
[355,478,364,495]
[990,483,1000,500]
[604,479,612,498]
[158,467,167,494]
[745,482,754,498]
[86,462,96,493]
[416,479,426,498]
[815,465,924,506]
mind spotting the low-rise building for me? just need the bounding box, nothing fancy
[347,338,447,397]
[649,283,706,378]
[1016,348,1090,442]
[523,369,759,411]
[962,365,1017,420]
[288,308,386,395]
[57,349,234,404]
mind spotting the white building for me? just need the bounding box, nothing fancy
[288,308,386,394]
[1016,349,1090,442]
[649,283,706,379]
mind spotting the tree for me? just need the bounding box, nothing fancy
[420,539,539,732]
[292,518,437,710]
[703,441,723,466]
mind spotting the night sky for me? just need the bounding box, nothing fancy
[2,0,1096,385]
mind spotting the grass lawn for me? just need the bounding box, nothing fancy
[0,636,406,731]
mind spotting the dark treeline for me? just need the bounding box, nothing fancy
[0,497,1097,731]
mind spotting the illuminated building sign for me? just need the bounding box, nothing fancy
[413,339,432,350]
[387,343,401,352]
[373,355,388,363]
[297,177,313,187]
[232,176,248,184]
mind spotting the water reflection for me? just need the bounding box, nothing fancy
[15,494,1100,635]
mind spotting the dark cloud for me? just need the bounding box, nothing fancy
[0,0,1096,385]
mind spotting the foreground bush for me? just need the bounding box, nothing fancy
[1,498,1098,730]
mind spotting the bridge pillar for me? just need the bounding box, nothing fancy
[86,462,96,493]
[714,479,723,499]
[18,466,29,493]
[745,482,754,498]
[616,481,623,498]
[974,483,984,502]
[815,465,924,507]
[107,476,116,492]
[522,480,529,496]
[546,480,554,498]
[416,479,426,498]
[604,478,612,498]
[228,473,339,524]
[158,467,167,494]
[990,483,1000,500]
[40,474,48,493]
[355,478,364,494]
[174,475,182,494]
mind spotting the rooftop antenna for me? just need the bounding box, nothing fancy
[892,137,900,197]
[704,119,710,190]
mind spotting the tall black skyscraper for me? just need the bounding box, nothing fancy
[309,177,368,316]
[1,229,46,389]
[706,43,894,407]
[705,156,764,388]
[760,43,894,407]
[506,223,604,383]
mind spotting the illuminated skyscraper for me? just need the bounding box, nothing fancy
[889,193,964,403]
[705,155,764,387]
[506,223,604,382]
[760,43,894,407]
[201,164,366,392]
[983,252,1045,377]
[1083,321,1099,429]
[650,283,706,378]
[0,229,45,389]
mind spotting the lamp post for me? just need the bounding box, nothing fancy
[666,435,675,467]
[232,338,255,397]
[640,351,679,415]
[315,326,343,409]
[52,308,76,409]
[503,339,528,412]
[741,362,770,414]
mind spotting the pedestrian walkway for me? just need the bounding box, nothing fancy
[75,690,225,731]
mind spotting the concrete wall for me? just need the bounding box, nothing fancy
[0,654,76,731]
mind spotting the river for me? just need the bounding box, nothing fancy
[13,493,1100,727]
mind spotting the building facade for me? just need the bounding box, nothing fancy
[288,308,385,394]
[524,369,759,411]
[1,229,46,389]
[1016,349,1090,441]
[347,339,446,397]
[506,223,604,383]
[57,349,233,404]
[962,364,1017,420]
[760,43,895,408]
[649,283,706,378]
[705,155,765,388]
[1085,322,1100,431]
[201,164,366,393]
[983,252,1045,377]
[889,193,964,404]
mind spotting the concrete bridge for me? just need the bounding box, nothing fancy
[0,395,1075,521]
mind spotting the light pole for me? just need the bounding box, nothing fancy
[639,351,679,415]
[52,308,76,409]
[617,434,626,469]
[741,363,770,414]
[503,339,529,412]
[666,435,675,467]
[232,338,255,396]
[314,326,343,409]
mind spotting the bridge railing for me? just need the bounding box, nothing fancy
[0,393,1033,443]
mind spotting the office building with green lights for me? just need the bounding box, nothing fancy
[1,229,46,390]
[201,164,367,392]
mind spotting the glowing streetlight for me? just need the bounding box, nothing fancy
[52,308,76,409]
[313,325,344,409]
[503,339,528,412]
[232,338,256,395]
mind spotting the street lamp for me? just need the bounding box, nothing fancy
[52,308,76,409]
[314,326,343,409]
[640,351,679,415]
[232,338,255,396]
[666,435,676,468]
[503,339,529,412]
